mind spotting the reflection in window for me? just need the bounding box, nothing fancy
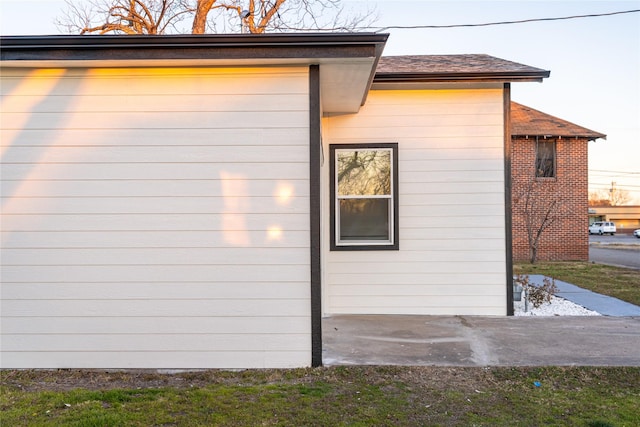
[536,140,556,178]
[330,144,398,250]
[337,150,391,196]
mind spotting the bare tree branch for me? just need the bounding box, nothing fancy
[192,0,216,34]
[57,0,378,35]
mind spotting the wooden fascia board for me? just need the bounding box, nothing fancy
[374,70,550,83]
[0,34,389,63]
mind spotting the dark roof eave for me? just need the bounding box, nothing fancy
[0,33,389,49]
[0,33,389,62]
[513,133,607,141]
[374,70,550,83]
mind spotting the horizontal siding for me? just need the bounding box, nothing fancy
[2,299,310,317]
[327,250,505,264]
[2,248,308,266]
[3,316,310,334]
[1,111,308,130]
[329,283,500,296]
[1,230,309,248]
[1,179,309,197]
[2,145,308,163]
[2,197,308,214]
[400,170,504,184]
[327,261,504,275]
[3,334,309,352]
[1,94,308,113]
[328,295,502,309]
[328,273,504,286]
[401,181,502,195]
[0,67,308,96]
[327,125,503,139]
[323,88,506,315]
[2,282,310,300]
[1,352,309,370]
[1,66,312,368]
[1,163,308,180]
[383,239,505,252]
[1,128,308,147]
[2,265,309,283]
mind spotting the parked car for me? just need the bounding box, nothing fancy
[589,221,616,235]
[634,229,640,238]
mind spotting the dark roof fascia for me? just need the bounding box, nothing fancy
[0,33,389,62]
[374,70,550,83]
[512,133,606,141]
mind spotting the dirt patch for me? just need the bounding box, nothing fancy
[1,366,512,394]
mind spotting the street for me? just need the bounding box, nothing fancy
[589,234,640,270]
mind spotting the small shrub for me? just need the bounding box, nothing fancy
[515,275,558,309]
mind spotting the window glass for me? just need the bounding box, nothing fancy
[337,150,391,196]
[536,140,555,178]
[339,199,390,241]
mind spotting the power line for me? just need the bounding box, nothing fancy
[590,169,640,175]
[372,9,640,32]
[590,185,640,192]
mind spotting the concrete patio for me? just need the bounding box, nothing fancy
[322,314,640,367]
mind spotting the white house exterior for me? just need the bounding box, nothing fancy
[0,35,548,369]
[323,86,508,315]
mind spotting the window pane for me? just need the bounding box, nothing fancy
[536,141,555,177]
[337,150,391,196]
[339,198,390,241]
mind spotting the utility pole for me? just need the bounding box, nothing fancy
[609,181,617,205]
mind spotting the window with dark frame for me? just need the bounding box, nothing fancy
[330,143,399,251]
[535,139,556,178]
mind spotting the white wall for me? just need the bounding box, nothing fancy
[322,87,507,315]
[1,66,311,368]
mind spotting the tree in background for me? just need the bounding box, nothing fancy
[515,179,571,264]
[589,190,612,207]
[588,188,631,207]
[56,0,376,35]
[609,186,631,206]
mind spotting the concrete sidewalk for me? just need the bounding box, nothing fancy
[323,315,640,367]
[525,275,640,316]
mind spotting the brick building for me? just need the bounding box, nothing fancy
[511,102,605,262]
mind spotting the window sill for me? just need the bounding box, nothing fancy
[330,243,399,251]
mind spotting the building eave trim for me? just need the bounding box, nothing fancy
[374,71,549,83]
[0,33,389,63]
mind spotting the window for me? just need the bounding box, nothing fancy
[536,140,556,178]
[330,143,399,250]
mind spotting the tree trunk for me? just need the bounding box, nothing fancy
[529,245,538,264]
[192,0,216,34]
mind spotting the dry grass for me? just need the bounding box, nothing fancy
[514,261,640,306]
[2,367,639,426]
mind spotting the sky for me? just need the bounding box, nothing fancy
[1,0,639,203]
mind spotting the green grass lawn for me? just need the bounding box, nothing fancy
[514,261,640,306]
[2,367,639,426]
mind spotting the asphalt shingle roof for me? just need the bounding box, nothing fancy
[375,54,549,81]
[511,102,606,140]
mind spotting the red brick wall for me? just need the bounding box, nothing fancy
[511,137,589,262]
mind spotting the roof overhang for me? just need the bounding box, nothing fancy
[374,71,549,84]
[0,33,388,113]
